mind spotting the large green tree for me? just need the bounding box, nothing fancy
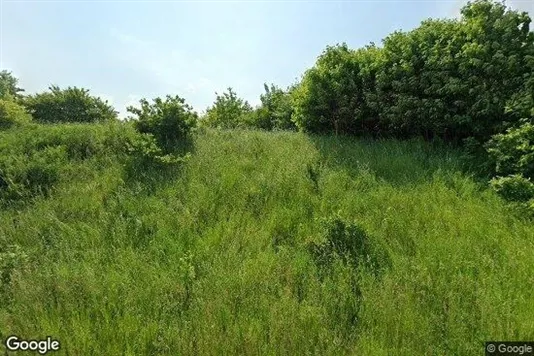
[293,0,534,141]
[376,0,533,141]
[292,43,364,134]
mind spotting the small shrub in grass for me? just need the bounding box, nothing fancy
[19,147,64,197]
[0,98,31,130]
[309,215,389,275]
[127,95,197,154]
[124,133,191,184]
[0,146,65,204]
[4,122,137,161]
[490,174,534,202]
[127,133,190,165]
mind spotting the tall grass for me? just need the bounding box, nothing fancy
[1,126,533,355]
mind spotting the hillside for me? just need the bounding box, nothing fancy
[1,123,533,355]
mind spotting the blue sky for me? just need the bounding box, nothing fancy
[2,0,533,117]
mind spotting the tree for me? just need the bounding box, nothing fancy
[0,98,32,130]
[376,19,468,139]
[203,88,252,129]
[249,84,295,130]
[456,0,534,139]
[0,70,24,100]
[24,86,117,123]
[372,0,534,141]
[292,43,381,135]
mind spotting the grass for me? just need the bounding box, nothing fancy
[1,124,533,355]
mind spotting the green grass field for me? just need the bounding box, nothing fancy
[1,123,533,355]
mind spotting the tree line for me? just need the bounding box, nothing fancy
[1,0,533,208]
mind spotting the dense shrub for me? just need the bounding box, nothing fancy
[203,88,252,129]
[127,95,197,154]
[376,20,468,139]
[379,1,532,140]
[0,122,137,206]
[24,86,118,124]
[248,84,295,130]
[490,174,534,202]
[126,133,190,166]
[292,0,534,141]
[0,146,65,203]
[486,120,534,179]
[505,52,534,123]
[292,44,372,134]
[0,98,31,130]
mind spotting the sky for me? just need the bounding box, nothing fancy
[1,0,533,117]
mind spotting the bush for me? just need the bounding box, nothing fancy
[0,98,31,130]
[490,174,534,202]
[127,95,197,154]
[249,84,295,131]
[126,133,190,166]
[486,120,534,179]
[203,88,252,129]
[24,86,118,124]
[0,122,135,205]
[309,215,389,274]
[0,146,65,204]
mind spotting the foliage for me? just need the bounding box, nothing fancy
[0,70,24,100]
[490,174,534,202]
[292,0,534,141]
[486,120,534,179]
[378,1,532,140]
[376,19,468,139]
[0,122,136,207]
[292,43,371,134]
[249,84,295,130]
[0,146,65,204]
[127,95,197,154]
[203,88,252,129]
[309,215,389,274]
[505,52,534,122]
[125,133,191,176]
[0,98,32,130]
[24,85,118,124]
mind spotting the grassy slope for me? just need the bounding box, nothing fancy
[1,124,533,355]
